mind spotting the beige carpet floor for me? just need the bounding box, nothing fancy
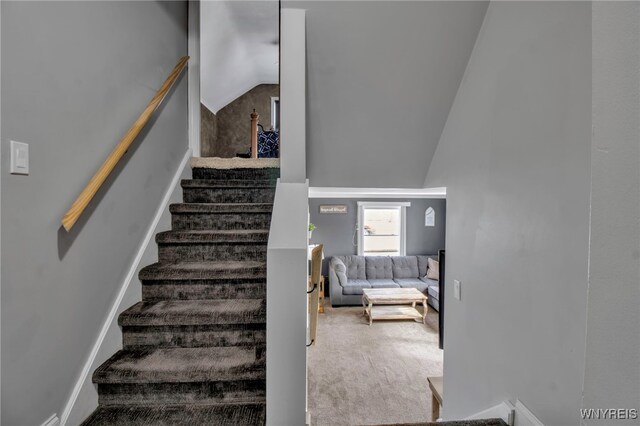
[308,304,443,426]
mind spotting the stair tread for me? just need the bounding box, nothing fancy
[93,347,265,384]
[156,230,269,244]
[140,261,266,281]
[170,203,273,214]
[181,179,276,188]
[85,166,275,420]
[81,403,266,426]
[119,300,265,326]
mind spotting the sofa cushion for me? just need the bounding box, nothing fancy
[365,256,393,279]
[426,258,440,280]
[394,278,429,292]
[417,255,438,277]
[391,256,419,278]
[368,279,400,289]
[427,285,440,301]
[334,255,366,280]
[420,277,440,301]
[417,256,430,277]
[420,277,439,288]
[342,279,371,295]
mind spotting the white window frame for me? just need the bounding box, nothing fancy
[357,201,410,256]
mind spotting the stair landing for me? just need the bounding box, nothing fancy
[190,157,280,169]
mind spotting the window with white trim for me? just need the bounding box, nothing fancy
[357,202,410,256]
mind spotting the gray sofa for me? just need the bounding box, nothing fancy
[329,255,440,311]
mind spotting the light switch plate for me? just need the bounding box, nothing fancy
[10,140,29,175]
[454,279,461,301]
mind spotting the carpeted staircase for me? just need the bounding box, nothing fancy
[81,166,279,426]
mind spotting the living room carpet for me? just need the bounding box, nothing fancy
[308,304,443,426]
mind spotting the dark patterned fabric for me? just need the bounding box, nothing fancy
[237,128,280,159]
[257,130,279,158]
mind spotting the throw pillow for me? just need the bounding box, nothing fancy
[426,258,439,280]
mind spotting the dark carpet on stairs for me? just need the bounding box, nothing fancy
[81,166,279,426]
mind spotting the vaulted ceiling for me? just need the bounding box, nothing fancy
[293,0,490,188]
[200,1,279,113]
[201,1,490,189]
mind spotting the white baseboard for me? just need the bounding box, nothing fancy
[59,149,191,426]
[42,414,60,426]
[514,400,544,426]
[466,401,515,425]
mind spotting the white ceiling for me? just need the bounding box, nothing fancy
[200,1,279,113]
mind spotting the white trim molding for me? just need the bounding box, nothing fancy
[357,201,412,207]
[466,401,515,426]
[59,149,192,426]
[309,187,446,199]
[514,400,544,426]
[41,414,60,426]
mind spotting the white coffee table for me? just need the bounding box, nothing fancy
[362,288,428,325]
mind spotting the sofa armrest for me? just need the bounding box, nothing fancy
[330,257,348,286]
[329,257,348,306]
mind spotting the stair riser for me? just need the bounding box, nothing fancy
[142,282,266,301]
[158,243,267,262]
[98,380,266,406]
[122,326,265,349]
[172,213,272,231]
[183,188,275,204]
[193,167,279,181]
[81,404,267,426]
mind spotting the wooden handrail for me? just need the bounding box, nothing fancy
[61,56,189,231]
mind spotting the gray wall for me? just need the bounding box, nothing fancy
[1,2,188,425]
[424,2,591,424]
[582,3,640,422]
[64,160,191,425]
[285,1,488,188]
[309,198,446,277]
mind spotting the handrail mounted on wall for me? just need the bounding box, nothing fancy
[61,56,189,231]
